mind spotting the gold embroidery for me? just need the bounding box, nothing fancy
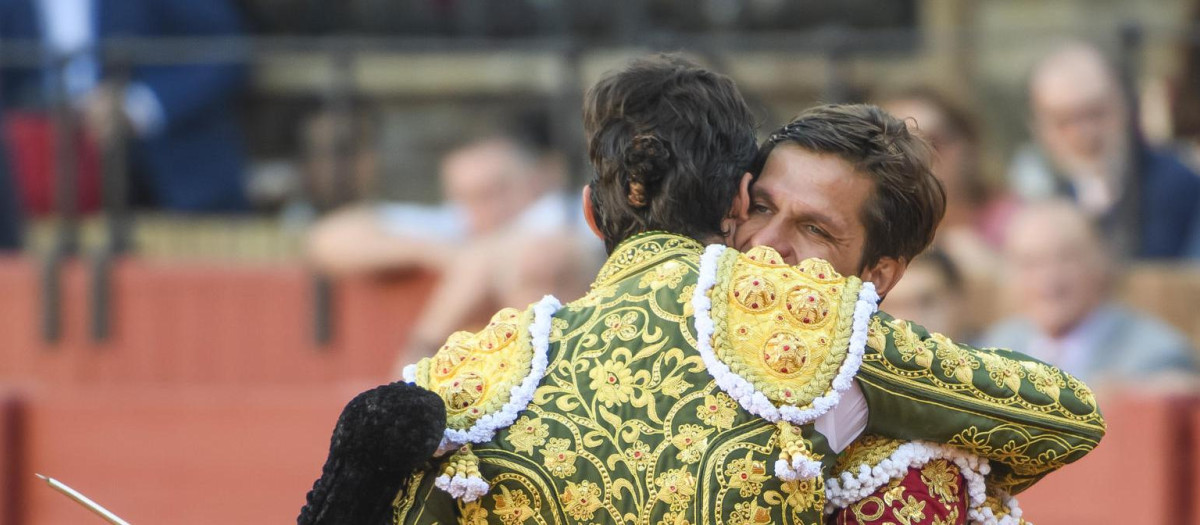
[639,260,689,290]
[589,357,638,407]
[778,478,823,512]
[593,232,704,287]
[833,434,904,475]
[655,469,697,511]
[867,316,887,353]
[709,246,864,408]
[623,441,653,472]
[459,499,490,525]
[505,415,549,455]
[919,459,961,503]
[949,423,1082,492]
[725,450,770,497]
[561,481,603,520]
[727,500,772,525]
[542,438,578,478]
[415,307,537,431]
[696,393,738,429]
[1022,361,1066,403]
[671,424,712,464]
[490,485,536,525]
[894,494,928,525]
[602,311,641,343]
[864,316,1104,428]
[785,285,832,327]
[933,338,979,384]
[888,319,935,368]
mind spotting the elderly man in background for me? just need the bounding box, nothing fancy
[981,200,1197,384]
[307,127,600,363]
[1008,41,1200,259]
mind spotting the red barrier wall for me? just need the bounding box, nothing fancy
[20,386,366,525]
[1015,394,1192,525]
[0,257,436,386]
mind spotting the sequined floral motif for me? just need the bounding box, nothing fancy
[671,424,712,464]
[440,371,486,413]
[1022,361,1066,402]
[589,358,637,407]
[601,311,640,343]
[732,273,778,311]
[542,437,578,478]
[726,450,770,497]
[505,415,548,454]
[655,469,697,511]
[728,500,772,525]
[431,332,473,379]
[624,440,653,471]
[779,478,822,512]
[490,486,536,525]
[919,459,961,503]
[785,285,831,326]
[696,393,738,429]
[978,351,1026,393]
[561,480,603,520]
[640,260,689,290]
[459,500,490,525]
[762,331,811,376]
[933,340,978,384]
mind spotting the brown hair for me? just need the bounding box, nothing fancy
[755,104,945,269]
[584,54,759,253]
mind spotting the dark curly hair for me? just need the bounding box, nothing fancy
[584,54,759,253]
[755,104,945,269]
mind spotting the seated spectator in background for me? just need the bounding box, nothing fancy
[1008,41,1200,259]
[307,124,601,365]
[880,248,972,342]
[980,200,1198,385]
[0,0,249,213]
[881,87,1015,327]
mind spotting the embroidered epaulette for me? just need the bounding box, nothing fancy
[692,245,879,481]
[403,295,562,502]
[826,435,1025,525]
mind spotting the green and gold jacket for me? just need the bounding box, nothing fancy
[396,232,1105,525]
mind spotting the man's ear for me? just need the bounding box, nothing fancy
[860,257,907,298]
[582,185,604,241]
[730,172,754,221]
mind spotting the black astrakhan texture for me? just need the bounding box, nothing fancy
[297,381,446,525]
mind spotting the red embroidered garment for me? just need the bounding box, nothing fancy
[829,462,968,525]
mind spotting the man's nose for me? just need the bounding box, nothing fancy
[746,225,796,265]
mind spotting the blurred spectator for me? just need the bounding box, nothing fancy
[307,123,601,366]
[881,249,970,342]
[0,133,20,250]
[0,0,249,213]
[980,200,1197,384]
[1007,42,1200,259]
[880,87,1015,329]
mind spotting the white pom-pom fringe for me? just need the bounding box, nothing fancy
[775,455,824,482]
[434,473,489,503]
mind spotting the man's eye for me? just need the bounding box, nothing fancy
[806,224,827,237]
[751,203,771,214]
